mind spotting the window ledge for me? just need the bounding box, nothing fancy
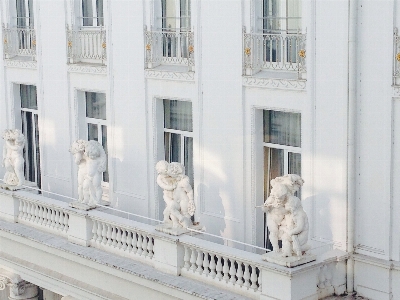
[4,58,37,69]
[145,65,194,82]
[243,70,306,90]
[67,63,107,75]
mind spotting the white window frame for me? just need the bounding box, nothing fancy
[15,0,34,28]
[164,128,193,164]
[80,0,103,27]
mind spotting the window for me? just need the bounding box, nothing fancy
[16,0,34,28]
[81,0,104,26]
[261,0,301,34]
[20,84,41,188]
[163,99,193,186]
[263,110,301,249]
[85,92,108,182]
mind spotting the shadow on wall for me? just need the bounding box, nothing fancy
[196,183,227,245]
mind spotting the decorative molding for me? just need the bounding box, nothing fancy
[243,76,307,90]
[67,64,107,75]
[4,59,37,69]
[145,69,195,82]
[393,85,400,96]
[356,244,386,255]
[114,190,146,201]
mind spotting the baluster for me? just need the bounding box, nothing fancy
[209,254,217,279]
[38,206,44,225]
[46,208,51,227]
[258,269,262,292]
[101,223,107,245]
[250,265,258,290]
[202,252,210,276]
[236,262,244,287]
[18,200,23,219]
[229,260,237,284]
[59,211,65,231]
[131,232,138,254]
[126,231,133,252]
[189,248,197,272]
[183,246,191,270]
[116,227,122,249]
[26,202,32,221]
[54,210,60,229]
[121,228,127,251]
[91,220,98,243]
[136,234,143,256]
[195,250,203,274]
[147,237,154,259]
[243,263,251,288]
[22,200,27,219]
[111,226,117,247]
[106,224,112,246]
[222,257,230,282]
[63,214,69,232]
[216,255,223,280]
[96,221,102,244]
[33,204,39,223]
[50,208,56,228]
[141,235,148,257]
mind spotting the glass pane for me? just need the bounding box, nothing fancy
[88,123,98,141]
[184,136,194,187]
[287,0,302,32]
[288,152,301,175]
[96,0,104,26]
[86,92,106,120]
[162,0,176,29]
[170,133,181,163]
[263,110,301,147]
[22,111,36,182]
[34,114,41,189]
[164,99,193,132]
[20,85,37,109]
[82,0,93,26]
[180,0,191,30]
[101,125,109,182]
[16,0,27,27]
[263,147,284,200]
[164,132,171,161]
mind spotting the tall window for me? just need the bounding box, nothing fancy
[262,0,301,34]
[20,84,41,188]
[81,0,104,26]
[85,92,108,182]
[16,0,34,28]
[163,99,193,186]
[263,110,301,248]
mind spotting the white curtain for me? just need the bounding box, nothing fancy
[263,110,301,147]
[163,99,193,132]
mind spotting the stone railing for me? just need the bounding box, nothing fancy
[0,188,347,300]
[2,24,36,60]
[66,26,107,65]
[145,28,195,71]
[243,28,306,79]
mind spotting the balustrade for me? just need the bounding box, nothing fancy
[2,25,36,60]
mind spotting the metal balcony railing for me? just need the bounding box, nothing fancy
[145,28,194,71]
[66,26,107,65]
[2,24,36,60]
[393,28,400,86]
[243,29,306,79]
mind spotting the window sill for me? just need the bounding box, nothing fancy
[4,57,37,69]
[243,69,306,90]
[67,63,107,75]
[145,64,195,82]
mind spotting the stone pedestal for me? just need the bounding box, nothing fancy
[153,237,184,276]
[155,223,204,236]
[68,201,96,211]
[262,252,317,268]
[67,211,93,246]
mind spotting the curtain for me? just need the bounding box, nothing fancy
[20,85,37,109]
[184,136,194,186]
[86,92,106,120]
[163,99,193,132]
[287,0,302,32]
[180,0,191,31]
[263,110,301,147]
[96,0,104,26]
[82,0,93,26]
[16,0,27,27]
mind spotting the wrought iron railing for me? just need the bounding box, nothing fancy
[243,29,306,79]
[2,24,36,59]
[66,26,107,65]
[393,28,400,85]
[145,28,194,71]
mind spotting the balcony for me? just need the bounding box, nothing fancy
[66,26,107,66]
[243,29,306,89]
[145,28,195,76]
[2,24,36,61]
[0,186,347,300]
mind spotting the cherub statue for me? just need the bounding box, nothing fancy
[156,160,186,228]
[83,140,107,205]
[262,182,290,252]
[281,196,310,257]
[2,129,25,186]
[70,140,106,205]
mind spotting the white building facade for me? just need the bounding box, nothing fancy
[0,0,398,299]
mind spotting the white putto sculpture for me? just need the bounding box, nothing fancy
[262,174,315,267]
[70,140,107,208]
[2,129,25,187]
[155,161,200,235]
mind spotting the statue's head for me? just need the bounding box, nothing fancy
[286,174,304,193]
[156,160,169,174]
[285,196,302,213]
[12,130,25,145]
[168,162,185,177]
[69,140,86,154]
[84,140,103,159]
[270,182,289,202]
[2,129,13,141]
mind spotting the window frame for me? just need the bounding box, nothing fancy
[80,0,104,27]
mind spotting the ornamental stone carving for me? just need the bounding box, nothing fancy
[155,161,201,235]
[261,174,315,267]
[2,129,25,187]
[0,269,38,300]
[70,140,107,209]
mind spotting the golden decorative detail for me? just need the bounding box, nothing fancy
[146,44,151,51]
[188,45,194,53]
[3,39,7,44]
[396,53,400,62]
[298,49,306,58]
[102,42,106,49]
[32,40,36,46]
[67,41,72,47]
[244,47,251,56]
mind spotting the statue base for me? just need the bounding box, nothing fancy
[155,223,204,236]
[262,251,316,268]
[0,181,37,191]
[69,202,96,211]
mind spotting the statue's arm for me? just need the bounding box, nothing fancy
[289,212,306,235]
[157,176,175,190]
[182,177,194,200]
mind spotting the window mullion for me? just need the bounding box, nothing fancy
[180,134,185,165]
[284,149,289,175]
[32,113,38,184]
